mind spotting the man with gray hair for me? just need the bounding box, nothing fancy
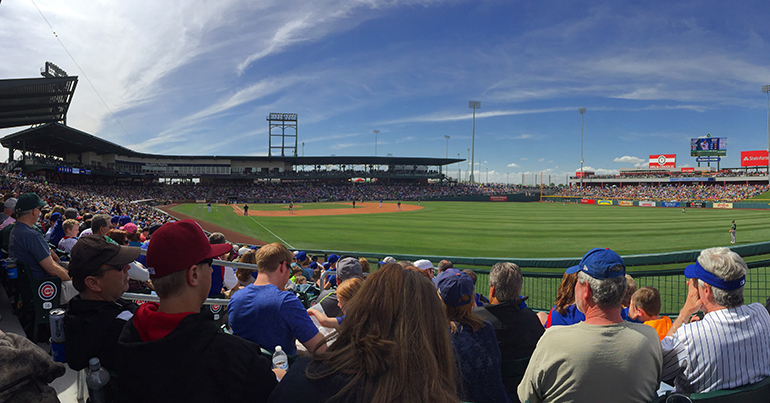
[473,262,543,398]
[79,213,111,237]
[518,248,662,403]
[661,247,770,393]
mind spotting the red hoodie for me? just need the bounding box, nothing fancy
[132,302,196,342]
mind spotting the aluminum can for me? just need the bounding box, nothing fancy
[49,308,66,343]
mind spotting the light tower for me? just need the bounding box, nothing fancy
[468,101,480,183]
[578,107,586,190]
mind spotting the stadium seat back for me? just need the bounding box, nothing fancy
[689,376,770,403]
[16,261,61,342]
[650,377,770,403]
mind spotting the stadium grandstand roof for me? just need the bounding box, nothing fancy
[1,122,140,157]
[0,122,463,166]
[0,76,78,129]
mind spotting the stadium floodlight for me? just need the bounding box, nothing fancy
[444,135,450,158]
[372,130,380,157]
[578,107,586,190]
[762,85,770,184]
[469,101,481,183]
[467,148,470,183]
[458,153,461,181]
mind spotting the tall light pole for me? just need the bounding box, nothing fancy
[458,153,461,181]
[466,148,470,183]
[372,130,380,157]
[444,135,450,158]
[578,107,586,190]
[486,168,489,183]
[469,101,480,183]
[763,86,770,184]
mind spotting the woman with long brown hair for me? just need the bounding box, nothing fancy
[436,269,513,403]
[541,271,585,328]
[268,264,460,403]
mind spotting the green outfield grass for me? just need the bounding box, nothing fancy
[171,202,770,259]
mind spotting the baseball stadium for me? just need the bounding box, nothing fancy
[3,46,770,403]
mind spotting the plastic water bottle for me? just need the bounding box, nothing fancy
[272,346,289,370]
[86,357,110,403]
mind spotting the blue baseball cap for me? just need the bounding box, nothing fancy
[436,269,475,307]
[309,262,319,270]
[566,248,626,279]
[296,251,307,261]
[328,254,340,264]
[684,261,745,290]
[49,212,62,221]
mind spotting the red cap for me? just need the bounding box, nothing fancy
[146,220,232,279]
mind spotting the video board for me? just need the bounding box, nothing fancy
[690,137,727,157]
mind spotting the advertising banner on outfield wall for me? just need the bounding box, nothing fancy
[619,201,634,206]
[740,150,769,167]
[580,199,595,204]
[661,202,680,207]
[714,202,734,209]
[649,154,676,169]
[490,196,507,202]
[681,167,695,172]
[597,200,612,205]
[639,201,655,207]
[688,201,706,208]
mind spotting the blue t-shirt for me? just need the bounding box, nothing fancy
[621,306,645,323]
[135,241,149,266]
[209,265,225,297]
[546,304,586,327]
[9,222,51,278]
[227,284,318,355]
[49,219,65,247]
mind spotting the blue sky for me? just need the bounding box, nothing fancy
[2,0,770,184]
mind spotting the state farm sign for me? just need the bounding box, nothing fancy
[740,150,769,167]
[649,154,676,169]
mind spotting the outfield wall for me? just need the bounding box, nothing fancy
[545,195,770,210]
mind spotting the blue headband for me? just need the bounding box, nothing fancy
[684,261,746,291]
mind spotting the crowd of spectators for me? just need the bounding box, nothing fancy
[571,169,769,180]
[555,183,770,201]
[1,171,770,402]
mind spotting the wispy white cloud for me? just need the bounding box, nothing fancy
[377,107,575,125]
[507,162,520,168]
[613,155,645,164]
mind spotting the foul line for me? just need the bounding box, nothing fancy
[246,215,295,250]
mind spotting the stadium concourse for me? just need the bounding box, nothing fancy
[0,170,769,401]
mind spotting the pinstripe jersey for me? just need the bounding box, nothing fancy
[661,303,770,393]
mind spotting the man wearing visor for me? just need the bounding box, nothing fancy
[662,247,770,393]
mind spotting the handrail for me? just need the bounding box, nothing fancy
[123,292,229,307]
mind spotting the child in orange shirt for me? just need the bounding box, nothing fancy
[628,286,672,340]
